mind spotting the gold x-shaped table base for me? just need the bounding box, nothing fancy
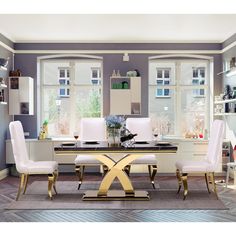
[83,154,150,200]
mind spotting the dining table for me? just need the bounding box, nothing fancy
[54,141,178,200]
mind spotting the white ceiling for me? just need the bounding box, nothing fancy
[0,14,236,43]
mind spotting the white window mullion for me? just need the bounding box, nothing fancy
[175,61,181,136]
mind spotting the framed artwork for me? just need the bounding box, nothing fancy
[20,102,29,114]
[10,77,19,89]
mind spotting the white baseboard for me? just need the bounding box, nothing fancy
[0,168,9,180]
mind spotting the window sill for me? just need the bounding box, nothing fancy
[155,96,171,98]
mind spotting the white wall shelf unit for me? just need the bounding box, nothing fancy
[9,76,34,115]
[214,113,236,116]
[214,98,236,116]
[214,98,236,105]
[0,66,7,71]
[110,76,141,115]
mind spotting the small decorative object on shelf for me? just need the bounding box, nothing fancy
[9,69,22,77]
[233,145,236,162]
[0,57,8,70]
[38,120,49,140]
[0,90,3,102]
[112,70,116,77]
[223,85,233,113]
[116,70,121,77]
[105,115,125,147]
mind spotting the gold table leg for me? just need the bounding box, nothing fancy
[82,154,149,200]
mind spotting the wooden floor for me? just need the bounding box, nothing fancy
[1,174,236,222]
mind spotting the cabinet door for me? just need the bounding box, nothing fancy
[110,90,131,115]
[29,141,53,161]
[130,77,141,102]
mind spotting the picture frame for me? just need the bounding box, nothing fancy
[20,102,29,114]
[10,77,19,89]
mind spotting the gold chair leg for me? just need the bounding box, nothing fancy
[176,169,182,194]
[182,173,188,200]
[48,174,54,200]
[16,174,25,201]
[209,172,218,199]
[23,174,29,194]
[124,165,131,177]
[75,165,85,190]
[53,170,58,194]
[205,173,211,194]
[148,165,157,189]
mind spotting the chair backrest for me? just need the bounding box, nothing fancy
[9,121,30,173]
[206,120,225,169]
[80,118,107,141]
[126,118,153,141]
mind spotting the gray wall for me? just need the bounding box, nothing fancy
[0,43,13,171]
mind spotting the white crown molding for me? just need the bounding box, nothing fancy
[222,40,236,53]
[14,49,222,54]
[0,168,9,180]
[1,38,236,55]
[0,41,15,53]
[14,39,222,44]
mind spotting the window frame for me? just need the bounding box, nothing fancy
[149,59,210,136]
[91,67,101,85]
[155,68,171,98]
[39,58,103,138]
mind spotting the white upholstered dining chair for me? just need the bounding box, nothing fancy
[125,117,158,188]
[74,118,107,189]
[9,121,58,200]
[175,120,224,200]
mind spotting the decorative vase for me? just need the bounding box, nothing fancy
[107,128,120,147]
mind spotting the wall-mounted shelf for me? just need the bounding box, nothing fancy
[110,76,141,115]
[214,98,236,104]
[0,65,7,71]
[9,76,34,115]
[214,113,236,116]
[0,84,7,88]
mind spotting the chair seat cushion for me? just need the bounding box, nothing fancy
[131,155,156,164]
[75,155,101,165]
[175,160,214,173]
[25,161,58,174]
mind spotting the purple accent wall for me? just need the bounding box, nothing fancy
[14,50,222,139]
[14,43,222,51]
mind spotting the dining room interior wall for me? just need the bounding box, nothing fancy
[12,42,223,139]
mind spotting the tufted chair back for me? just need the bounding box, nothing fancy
[206,120,225,170]
[80,118,107,141]
[126,118,153,141]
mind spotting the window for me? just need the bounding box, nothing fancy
[149,60,209,137]
[91,68,101,85]
[192,67,205,97]
[41,60,102,137]
[58,68,70,97]
[155,68,170,97]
